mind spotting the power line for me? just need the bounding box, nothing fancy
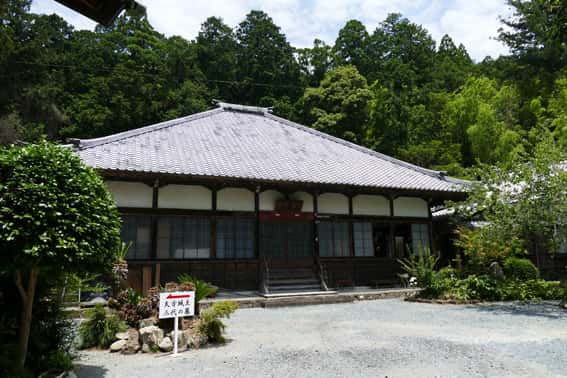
[6,60,308,90]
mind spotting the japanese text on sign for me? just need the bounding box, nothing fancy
[158,291,195,319]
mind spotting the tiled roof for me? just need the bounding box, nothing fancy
[73,102,467,193]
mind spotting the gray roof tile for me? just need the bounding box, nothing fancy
[74,103,466,193]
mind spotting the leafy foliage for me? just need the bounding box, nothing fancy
[398,248,439,295]
[77,304,127,349]
[0,142,122,273]
[177,274,218,303]
[503,257,540,280]
[197,301,238,343]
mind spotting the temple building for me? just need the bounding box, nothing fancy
[72,102,467,294]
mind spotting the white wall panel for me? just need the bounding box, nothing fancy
[106,181,152,208]
[217,188,254,211]
[352,194,390,216]
[158,185,211,210]
[394,197,429,218]
[317,193,349,214]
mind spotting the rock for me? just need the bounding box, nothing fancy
[82,297,108,307]
[488,262,505,280]
[142,343,150,353]
[139,326,164,352]
[189,333,208,349]
[165,329,190,352]
[110,339,126,352]
[139,317,158,328]
[115,332,129,340]
[158,336,173,352]
[121,328,140,354]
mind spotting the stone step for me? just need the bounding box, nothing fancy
[269,271,316,279]
[263,293,351,307]
[269,284,322,292]
[268,278,320,285]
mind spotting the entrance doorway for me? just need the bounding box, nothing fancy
[260,220,314,267]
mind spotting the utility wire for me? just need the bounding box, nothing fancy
[5,60,309,90]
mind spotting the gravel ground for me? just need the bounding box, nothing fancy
[75,299,567,378]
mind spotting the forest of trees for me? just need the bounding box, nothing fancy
[1,0,566,176]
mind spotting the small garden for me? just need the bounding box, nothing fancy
[401,138,567,305]
[76,275,238,355]
[400,248,567,304]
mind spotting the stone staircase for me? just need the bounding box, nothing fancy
[261,265,334,297]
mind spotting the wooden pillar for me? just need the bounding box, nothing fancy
[210,188,217,259]
[150,179,159,287]
[254,188,260,259]
[348,194,355,257]
[312,191,319,259]
[427,199,434,254]
[389,194,396,257]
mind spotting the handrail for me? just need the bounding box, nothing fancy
[259,256,270,294]
[315,256,329,291]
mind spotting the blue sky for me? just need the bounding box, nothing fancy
[31,0,513,61]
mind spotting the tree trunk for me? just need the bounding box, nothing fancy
[14,266,39,370]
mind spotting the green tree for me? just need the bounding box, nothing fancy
[235,10,301,104]
[303,65,371,142]
[368,13,437,89]
[455,136,567,265]
[0,143,121,369]
[433,35,473,92]
[297,39,334,87]
[196,17,238,101]
[333,20,369,76]
[499,0,567,73]
[441,76,524,165]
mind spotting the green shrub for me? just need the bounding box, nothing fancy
[500,279,562,301]
[456,275,500,301]
[177,274,218,314]
[398,248,439,290]
[197,301,238,343]
[44,350,74,372]
[77,304,127,349]
[503,257,539,280]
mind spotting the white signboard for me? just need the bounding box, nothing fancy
[159,291,195,356]
[159,291,195,319]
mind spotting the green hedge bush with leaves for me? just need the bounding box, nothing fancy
[197,301,238,343]
[503,257,539,280]
[77,304,127,349]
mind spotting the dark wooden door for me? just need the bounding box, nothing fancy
[260,220,314,267]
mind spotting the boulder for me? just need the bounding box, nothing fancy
[115,332,129,340]
[142,343,151,353]
[121,328,140,354]
[139,317,158,329]
[189,333,208,349]
[139,326,164,351]
[110,339,126,352]
[488,262,505,280]
[158,337,173,352]
[166,329,192,351]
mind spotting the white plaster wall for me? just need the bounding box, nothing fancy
[259,190,284,211]
[352,194,390,216]
[289,191,314,212]
[394,197,429,218]
[317,193,349,214]
[217,188,254,211]
[158,185,212,210]
[106,181,152,208]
